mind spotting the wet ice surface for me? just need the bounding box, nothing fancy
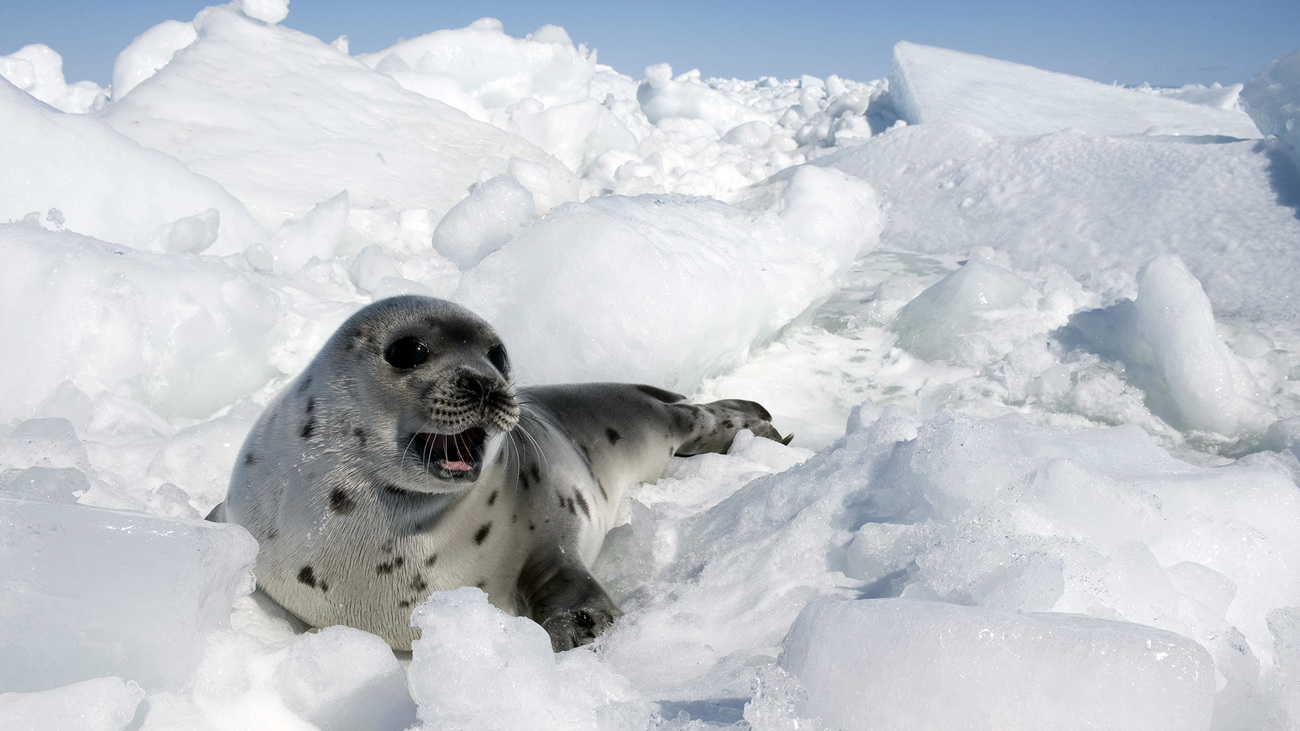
[2,4,1300,729]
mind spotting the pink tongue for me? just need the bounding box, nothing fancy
[441,459,472,472]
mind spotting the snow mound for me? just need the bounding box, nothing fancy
[1242,49,1300,157]
[102,5,575,230]
[432,175,535,269]
[274,627,417,731]
[0,498,257,693]
[638,63,769,136]
[0,44,107,113]
[890,41,1261,139]
[357,18,597,110]
[0,224,288,421]
[781,599,1215,730]
[407,587,648,729]
[111,20,198,100]
[818,124,1300,322]
[455,166,881,392]
[0,79,266,255]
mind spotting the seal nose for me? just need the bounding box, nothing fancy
[457,372,490,401]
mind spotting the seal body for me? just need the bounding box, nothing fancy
[214,296,788,651]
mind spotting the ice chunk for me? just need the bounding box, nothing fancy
[780,599,1216,730]
[0,225,283,421]
[455,167,879,392]
[0,498,258,693]
[0,467,88,504]
[266,191,349,274]
[431,176,534,269]
[103,5,574,230]
[0,676,144,731]
[638,63,768,136]
[890,41,1261,138]
[407,588,648,729]
[237,0,289,24]
[889,261,1032,364]
[0,44,107,113]
[1242,49,1300,157]
[0,78,266,255]
[1133,255,1254,433]
[111,20,198,100]
[275,626,417,731]
[1063,255,1262,434]
[357,20,596,110]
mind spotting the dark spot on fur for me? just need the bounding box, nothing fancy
[511,513,518,523]
[398,599,412,608]
[573,491,590,518]
[529,464,541,483]
[566,496,576,515]
[597,480,608,501]
[320,581,329,592]
[301,420,315,439]
[381,539,395,553]
[297,566,317,588]
[474,523,492,544]
[475,580,487,590]
[606,427,622,444]
[306,397,316,414]
[411,575,427,591]
[297,377,312,393]
[557,493,566,509]
[266,529,278,541]
[425,553,438,567]
[244,452,256,465]
[354,428,368,445]
[376,556,404,574]
[329,489,354,515]
[529,522,536,531]
[487,490,498,506]
[722,419,734,429]
[519,469,532,490]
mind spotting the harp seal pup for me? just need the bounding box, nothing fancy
[210,295,789,651]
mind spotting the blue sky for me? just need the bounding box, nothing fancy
[3,0,1297,89]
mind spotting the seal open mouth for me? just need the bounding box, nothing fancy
[408,426,488,481]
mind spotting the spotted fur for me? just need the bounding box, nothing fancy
[212,296,789,652]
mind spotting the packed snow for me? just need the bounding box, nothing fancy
[2,3,1300,729]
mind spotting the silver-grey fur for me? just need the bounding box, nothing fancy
[211,295,789,651]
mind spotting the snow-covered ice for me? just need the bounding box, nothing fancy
[1243,49,1300,157]
[890,41,1262,139]
[782,599,1216,730]
[2,3,1300,729]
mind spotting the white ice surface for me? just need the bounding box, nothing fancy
[0,497,257,693]
[890,41,1262,139]
[1,8,1299,728]
[0,79,267,256]
[781,599,1216,730]
[1242,49,1300,157]
[101,5,575,231]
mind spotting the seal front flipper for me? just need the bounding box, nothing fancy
[517,543,622,651]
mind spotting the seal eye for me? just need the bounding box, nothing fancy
[486,343,509,375]
[384,337,429,369]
